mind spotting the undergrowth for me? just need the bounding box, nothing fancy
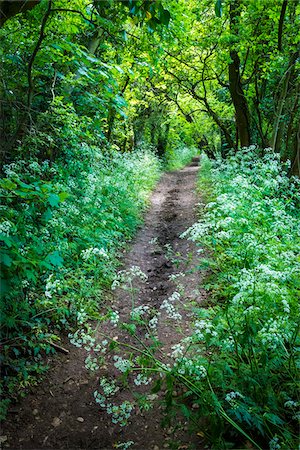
[0,98,198,418]
[183,147,300,448]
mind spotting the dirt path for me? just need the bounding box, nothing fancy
[2,158,207,450]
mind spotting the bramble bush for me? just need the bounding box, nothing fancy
[0,102,161,417]
[73,147,299,450]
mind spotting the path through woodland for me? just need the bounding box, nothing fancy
[2,158,207,450]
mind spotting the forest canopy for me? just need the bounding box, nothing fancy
[0,0,299,168]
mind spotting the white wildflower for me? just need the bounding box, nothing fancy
[113,355,132,373]
[133,373,152,386]
[81,247,108,261]
[110,311,120,326]
[148,315,159,330]
[269,436,281,450]
[0,221,12,236]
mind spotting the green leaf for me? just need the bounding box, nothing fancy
[13,348,20,357]
[18,181,32,190]
[151,378,162,394]
[0,178,17,190]
[264,412,285,426]
[215,0,222,17]
[42,208,52,222]
[0,235,13,247]
[122,323,136,335]
[48,194,60,207]
[1,253,13,267]
[0,278,9,295]
[58,191,69,202]
[46,251,63,267]
[121,30,127,41]
[180,404,192,419]
[159,8,171,26]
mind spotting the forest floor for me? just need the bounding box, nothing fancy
[2,157,208,450]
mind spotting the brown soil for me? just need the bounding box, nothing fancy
[1,158,208,450]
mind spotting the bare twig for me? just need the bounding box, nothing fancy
[46,340,69,355]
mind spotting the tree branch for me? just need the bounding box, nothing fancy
[27,0,52,109]
[50,8,97,25]
[278,0,288,51]
[0,0,41,27]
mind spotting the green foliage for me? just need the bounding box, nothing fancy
[165,145,198,171]
[0,0,299,439]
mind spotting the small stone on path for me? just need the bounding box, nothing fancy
[0,436,8,445]
[51,417,62,427]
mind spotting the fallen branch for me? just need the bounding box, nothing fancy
[46,340,69,354]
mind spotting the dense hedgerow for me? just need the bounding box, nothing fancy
[0,104,161,417]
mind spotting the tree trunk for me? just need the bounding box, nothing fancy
[106,75,130,142]
[272,49,299,153]
[228,1,251,147]
[204,98,236,150]
[290,122,300,176]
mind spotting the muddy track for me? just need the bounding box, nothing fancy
[2,157,207,450]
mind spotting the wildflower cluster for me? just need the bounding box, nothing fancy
[94,377,134,427]
[148,315,159,331]
[109,310,120,327]
[160,291,182,320]
[111,266,148,290]
[114,441,134,449]
[1,140,161,415]
[130,304,150,322]
[107,401,134,426]
[174,358,207,380]
[133,373,152,386]
[81,247,108,261]
[45,274,61,299]
[113,355,133,373]
[181,148,300,448]
[68,329,96,351]
[84,355,100,371]
[0,221,13,236]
